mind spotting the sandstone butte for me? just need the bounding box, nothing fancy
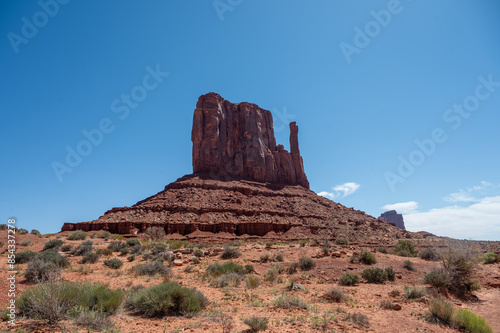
[62,92,411,242]
[379,210,406,230]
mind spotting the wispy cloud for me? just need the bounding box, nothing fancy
[444,181,496,203]
[382,201,419,214]
[404,196,500,240]
[318,182,360,200]
[403,182,500,240]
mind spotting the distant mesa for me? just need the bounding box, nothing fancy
[62,93,409,241]
[378,210,406,230]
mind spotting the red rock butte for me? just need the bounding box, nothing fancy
[62,93,407,241]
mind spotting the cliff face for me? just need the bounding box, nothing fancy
[62,174,407,241]
[62,93,411,241]
[379,210,406,230]
[192,93,309,188]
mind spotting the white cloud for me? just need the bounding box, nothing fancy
[444,181,497,203]
[382,201,419,214]
[318,182,360,199]
[404,196,500,241]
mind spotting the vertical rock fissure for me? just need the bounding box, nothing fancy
[191,92,309,188]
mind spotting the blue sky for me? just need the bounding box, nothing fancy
[1,0,499,240]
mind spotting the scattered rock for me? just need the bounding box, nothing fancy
[173,259,183,266]
[393,304,402,311]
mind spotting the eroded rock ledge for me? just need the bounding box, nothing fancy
[62,174,406,240]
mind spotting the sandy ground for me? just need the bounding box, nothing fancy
[0,231,498,332]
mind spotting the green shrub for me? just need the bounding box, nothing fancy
[453,309,492,333]
[150,243,167,255]
[31,229,41,236]
[359,251,377,265]
[214,272,242,288]
[273,294,308,309]
[259,254,270,263]
[17,280,79,323]
[25,259,60,283]
[74,310,114,331]
[135,261,172,278]
[16,250,37,264]
[397,250,413,257]
[103,258,123,269]
[129,244,143,255]
[18,228,28,235]
[111,234,125,240]
[205,261,245,278]
[127,255,135,262]
[107,241,127,252]
[96,231,111,240]
[120,247,130,256]
[78,283,124,314]
[483,251,499,264]
[380,300,394,309]
[389,289,401,297]
[243,316,269,332]
[42,239,64,251]
[298,257,316,271]
[80,252,99,264]
[321,241,331,256]
[20,239,33,247]
[427,298,454,325]
[338,273,360,286]
[220,246,241,259]
[126,238,141,247]
[17,280,123,324]
[244,264,255,274]
[362,268,387,284]
[324,287,346,303]
[395,240,418,257]
[96,248,113,256]
[403,260,415,271]
[345,312,370,328]
[286,262,299,275]
[61,244,73,252]
[385,267,396,281]
[165,239,191,250]
[335,238,349,245]
[37,249,70,268]
[273,252,284,262]
[466,280,482,292]
[245,275,260,289]
[404,286,426,299]
[68,230,87,240]
[420,248,441,261]
[442,248,478,294]
[424,268,451,289]
[193,248,204,257]
[71,241,93,256]
[125,282,208,317]
[264,267,279,282]
[375,246,388,254]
